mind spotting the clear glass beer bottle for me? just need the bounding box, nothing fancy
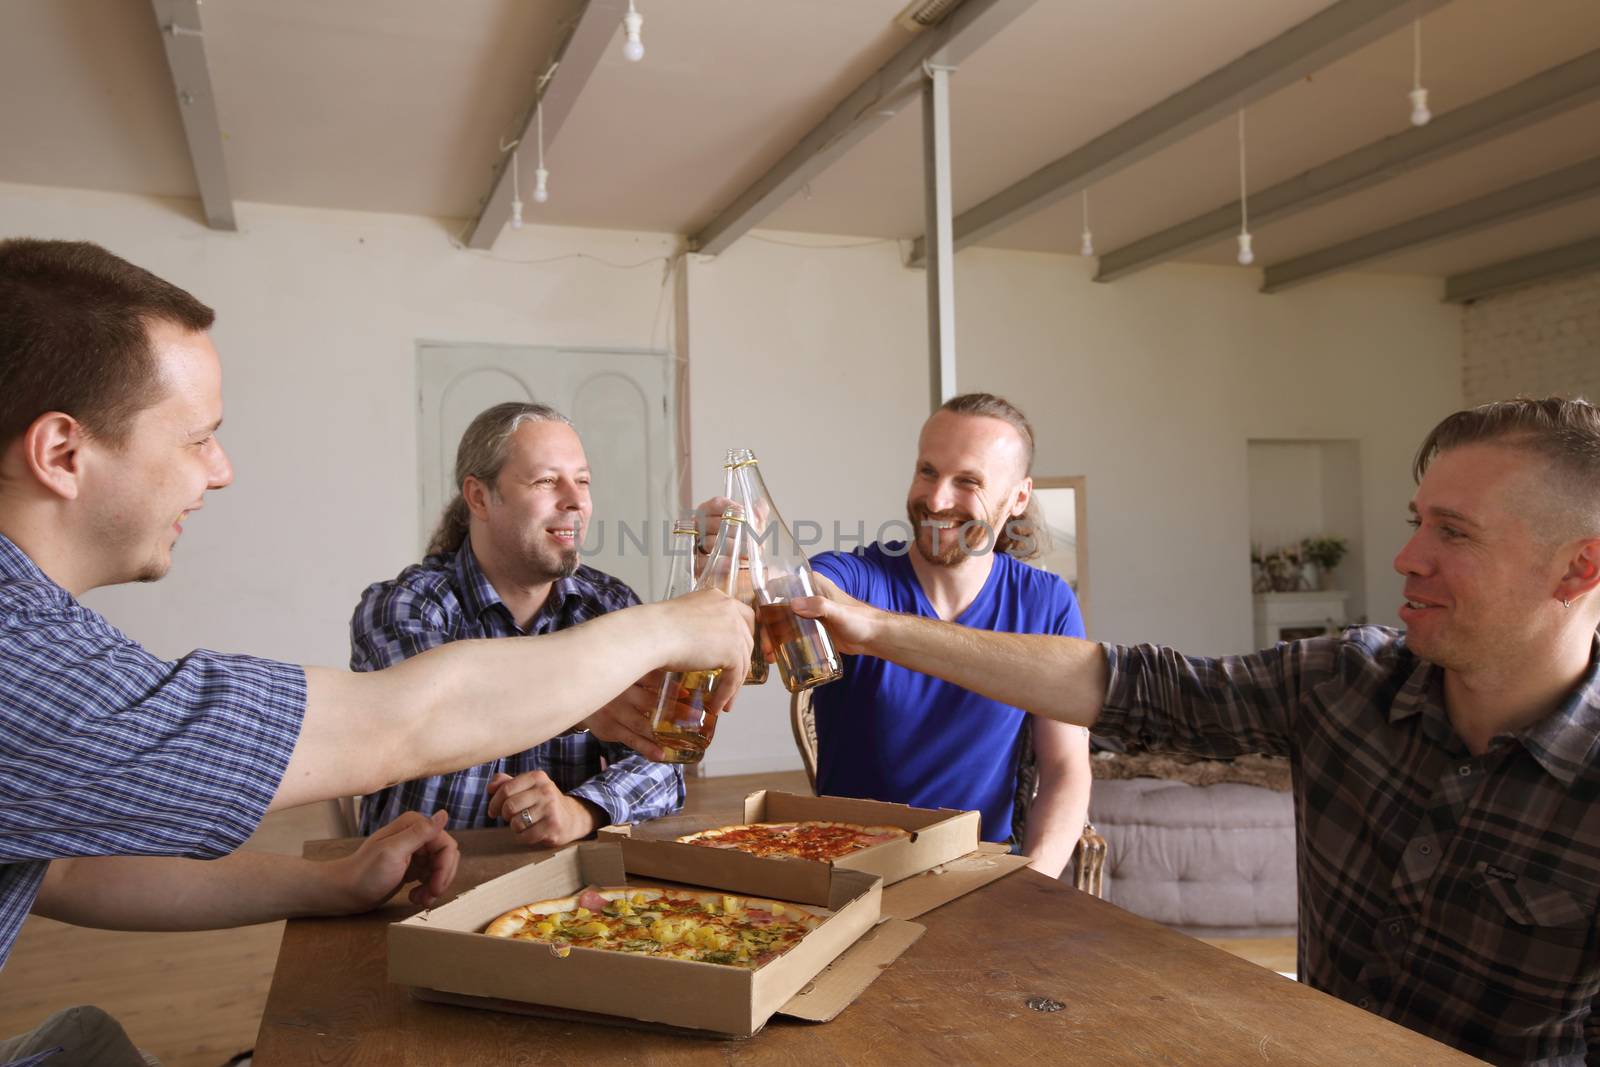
[649,505,747,763]
[725,449,843,693]
[723,451,769,685]
[657,513,700,602]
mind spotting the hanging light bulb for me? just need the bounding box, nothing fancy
[1409,20,1431,126]
[622,0,644,62]
[531,102,549,203]
[507,140,524,229]
[1079,189,1094,257]
[1236,109,1254,266]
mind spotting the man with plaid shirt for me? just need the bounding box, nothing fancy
[351,402,683,846]
[796,396,1600,1066]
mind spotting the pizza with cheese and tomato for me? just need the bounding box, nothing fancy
[482,885,825,969]
[675,820,910,861]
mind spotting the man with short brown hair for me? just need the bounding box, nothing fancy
[797,396,1600,1064]
[0,239,751,1062]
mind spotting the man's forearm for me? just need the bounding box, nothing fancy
[1023,771,1092,879]
[867,613,1109,727]
[34,853,349,931]
[281,602,685,809]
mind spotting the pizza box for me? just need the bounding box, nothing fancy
[599,790,981,907]
[387,839,903,1038]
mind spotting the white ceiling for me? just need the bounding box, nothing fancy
[1,0,1597,281]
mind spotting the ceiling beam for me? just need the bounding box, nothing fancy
[1444,234,1600,303]
[1096,49,1600,283]
[689,0,1037,258]
[150,0,235,230]
[1261,157,1600,292]
[465,0,626,251]
[908,0,1449,266]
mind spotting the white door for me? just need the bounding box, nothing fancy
[418,343,676,602]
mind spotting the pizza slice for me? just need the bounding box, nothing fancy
[483,885,826,968]
[676,820,911,861]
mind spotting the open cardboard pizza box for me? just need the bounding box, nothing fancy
[388,839,923,1038]
[600,790,996,910]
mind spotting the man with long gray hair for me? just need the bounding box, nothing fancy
[350,402,684,847]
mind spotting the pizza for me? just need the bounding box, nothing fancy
[675,820,911,861]
[482,885,825,968]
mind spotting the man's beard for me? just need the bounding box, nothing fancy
[907,502,994,567]
[551,544,581,579]
[521,528,582,584]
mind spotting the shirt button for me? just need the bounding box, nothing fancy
[1458,765,1472,777]
[1419,844,1432,856]
[1388,922,1402,936]
[1357,997,1373,1010]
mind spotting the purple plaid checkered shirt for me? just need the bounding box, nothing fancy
[1100,627,1600,1065]
[0,534,306,969]
[349,539,683,834]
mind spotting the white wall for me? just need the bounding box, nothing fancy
[1,182,1463,778]
[1248,442,1325,550]
[0,180,681,669]
[689,242,1462,772]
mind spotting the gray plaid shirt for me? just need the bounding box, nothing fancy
[349,540,683,834]
[1100,626,1600,1066]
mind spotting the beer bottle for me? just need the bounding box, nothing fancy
[655,513,701,607]
[648,505,747,764]
[724,451,769,685]
[725,449,843,693]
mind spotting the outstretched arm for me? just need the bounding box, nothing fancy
[276,589,752,810]
[792,576,1108,728]
[31,810,460,930]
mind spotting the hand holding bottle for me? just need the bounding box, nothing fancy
[649,587,754,713]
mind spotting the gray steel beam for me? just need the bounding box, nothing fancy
[1097,49,1600,282]
[689,0,1035,257]
[908,0,1449,266]
[1262,157,1600,292]
[150,0,235,230]
[1444,234,1600,303]
[465,0,625,250]
[924,66,957,410]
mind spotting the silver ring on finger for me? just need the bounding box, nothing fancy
[516,807,535,832]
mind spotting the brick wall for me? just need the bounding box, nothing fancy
[1461,267,1600,405]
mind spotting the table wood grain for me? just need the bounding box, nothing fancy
[254,827,1478,1065]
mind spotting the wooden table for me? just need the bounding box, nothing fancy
[254,833,1476,1064]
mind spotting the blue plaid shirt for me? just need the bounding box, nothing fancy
[0,534,306,969]
[349,540,683,833]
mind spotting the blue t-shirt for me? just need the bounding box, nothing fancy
[809,541,1085,841]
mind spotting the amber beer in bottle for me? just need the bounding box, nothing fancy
[726,449,842,692]
[649,507,747,763]
[724,452,769,686]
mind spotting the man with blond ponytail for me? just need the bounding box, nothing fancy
[350,403,685,848]
[810,394,1092,875]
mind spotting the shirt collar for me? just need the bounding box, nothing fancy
[1390,633,1600,786]
[0,532,54,586]
[451,537,586,634]
[1517,634,1600,787]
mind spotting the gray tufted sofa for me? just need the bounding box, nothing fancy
[1087,755,1297,939]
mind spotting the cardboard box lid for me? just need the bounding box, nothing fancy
[777,917,925,1022]
[881,842,1030,921]
[744,790,973,831]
